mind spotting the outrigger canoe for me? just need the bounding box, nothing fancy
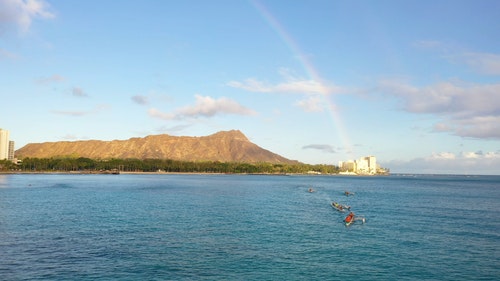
[344,212,355,226]
[343,212,366,226]
[331,202,349,212]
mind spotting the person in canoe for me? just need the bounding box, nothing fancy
[344,212,355,225]
[344,191,354,196]
[308,187,315,193]
[331,202,342,211]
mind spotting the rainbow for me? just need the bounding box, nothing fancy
[250,0,353,157]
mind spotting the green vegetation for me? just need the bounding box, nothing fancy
[2,157,340,174]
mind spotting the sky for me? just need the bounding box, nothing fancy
[1,0,499,175]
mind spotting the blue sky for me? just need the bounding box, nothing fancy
[1,0,499,175]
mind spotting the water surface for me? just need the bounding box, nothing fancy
[0,174,498,280]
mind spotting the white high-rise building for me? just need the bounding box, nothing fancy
[338,155,377,175]
[359,156,376,174]
[0,129,10,160]
[8,141,15,161]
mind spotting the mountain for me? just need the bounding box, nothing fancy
[15,130,299,164]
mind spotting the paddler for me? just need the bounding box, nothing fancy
[344,212,355,223]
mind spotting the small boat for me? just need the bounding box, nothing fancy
[331,202,348,212]
[97,169,120,175]
[344,212,355,226]
[308,187,315,193]
[344,191,354,196]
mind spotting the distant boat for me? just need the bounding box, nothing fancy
[308,187,315,193]
[99,169,120,175]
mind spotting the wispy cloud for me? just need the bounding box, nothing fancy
[227,69,339,95]
[413,40,445,50]
[36,74,65,84]
[0,47,19,60]
[453,52,500,76]
[51,104,108,117]
[61,134,78,140]
[51,110,88,117]
[295,96,325,112]
[228,69,341,114]
[149,95,257,120]
[0,0,54,35]
[302,144,336,153]
[228,78,334,95]
[155,124,192,134]
[131,95,149,105]
[71,87,88,97]
[378,79,500,139]
[414,40,500,76]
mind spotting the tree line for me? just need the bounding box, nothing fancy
[1,158,340,174]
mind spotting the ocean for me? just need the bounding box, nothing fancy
[0,173,498,280]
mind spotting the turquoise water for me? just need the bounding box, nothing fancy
[0,174,498,280]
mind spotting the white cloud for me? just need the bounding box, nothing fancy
[484,151,500,159]
[228,70,341,114]
[227,69,339,95]
[228,78,334,95]
[0,0,54,34]
[379,80,500,114]
[148,108,174,120]
[378,79,500,139]
[149,95,257,120]
[462,151,480,159]
[295,96,325,112]
[453,114,500,139]
[385,151,500,175]
[430,152,455,160]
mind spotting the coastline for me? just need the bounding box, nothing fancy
[0,170,392,176]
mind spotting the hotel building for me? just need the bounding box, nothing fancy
[0,129,14,161]
[338,155,378,175]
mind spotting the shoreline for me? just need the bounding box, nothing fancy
[0,170,394,176]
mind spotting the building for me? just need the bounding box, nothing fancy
[0,129,10,160]
[338,155,377,175]
[338,160,356,172]
[356,156,377,174]
[8,141,15,161]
